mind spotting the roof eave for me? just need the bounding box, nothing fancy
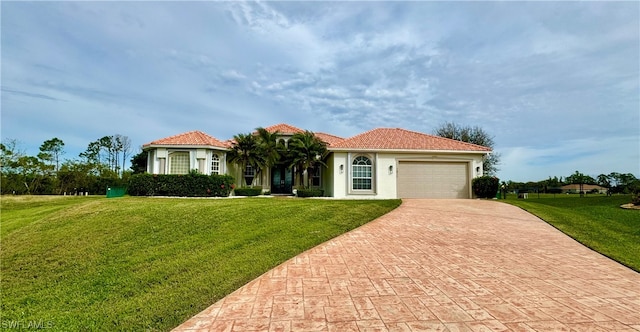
[143,144,230,151]
[327,147,491,154]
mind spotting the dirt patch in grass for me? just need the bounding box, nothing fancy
[620,203,640,210]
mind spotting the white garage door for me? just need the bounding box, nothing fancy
[397,161,470,198]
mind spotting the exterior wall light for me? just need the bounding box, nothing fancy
[339,164,344,174]
[388,165,393,174]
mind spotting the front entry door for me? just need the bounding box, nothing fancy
[271,166,293,194]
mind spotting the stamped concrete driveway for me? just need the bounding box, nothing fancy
[174,199,640,331]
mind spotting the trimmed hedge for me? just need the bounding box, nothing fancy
[128,173,235,197]
[233,187,262,196]
[297,189,324,197]
[472,176,500,198]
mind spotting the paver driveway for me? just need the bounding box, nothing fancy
[174,199,640,331]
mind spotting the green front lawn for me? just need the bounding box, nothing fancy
[504,194,640,272]
[1,196,400,331]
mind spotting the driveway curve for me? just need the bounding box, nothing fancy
[174,199,640,331]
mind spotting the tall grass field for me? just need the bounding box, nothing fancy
[1,196,400,331]
[504,194,639,272]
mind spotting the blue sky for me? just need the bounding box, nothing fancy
[2,1,638,182]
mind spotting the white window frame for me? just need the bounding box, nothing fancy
[211,154,220,175]
[245,164,255,177]
[168,151,190,175]
[350,154,375,193]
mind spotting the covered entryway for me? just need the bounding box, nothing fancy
[271,166,293,194]
[397,161,470,198]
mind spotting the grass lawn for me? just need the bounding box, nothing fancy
[503,194,640,272]
[1,196,400,331]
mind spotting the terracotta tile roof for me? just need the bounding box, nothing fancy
[315,132,345,146]
[261,124,343,146]
[143,130,229,149]
[263,123,304,135]
[330,128,492,152]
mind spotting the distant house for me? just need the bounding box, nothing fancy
[560,184,607,194]
[142,123,492,199]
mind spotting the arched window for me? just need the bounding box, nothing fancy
[211,154,220,175]
[169,151,190,174]
[352,156,372,190]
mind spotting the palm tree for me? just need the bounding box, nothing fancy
[227,133,263,187]
[288,131,328,188]
[255,127,281,173]
[569,170,586,197]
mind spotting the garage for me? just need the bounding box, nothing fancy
[397,161,470,198]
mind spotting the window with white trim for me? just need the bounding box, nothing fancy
[244,164,255,177]
[169,152,190,174]
[352,156,372,190]
[211,154,220,175]
[311,167,321,187]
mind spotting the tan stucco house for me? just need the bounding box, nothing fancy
[142,123,492,199]
[560,184,607,194]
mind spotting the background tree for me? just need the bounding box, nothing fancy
[609,173,639,194]
[566,171,588,197]
[57,160,92,194]
[80,141,104,176]
[130,150,148,174]
[288,131,328,188]
[118,135,132,177]
[1,139,22,172]
[15,156,50,194]
[1,139,24,193]
[433,122,500,175]
[546,176,561,188]
[79,135,131,178]
[608,172,621,188]
[597,174,611,189]
[38,138,65,173]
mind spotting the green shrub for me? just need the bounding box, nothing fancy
[297,188,324,197]
[233,187,262,196]
[128,173,234,197]
[472,176,500,198]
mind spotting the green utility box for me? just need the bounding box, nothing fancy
[106,187,126,198]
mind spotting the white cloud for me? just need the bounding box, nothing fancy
[1,1,638,178]
[221,70,246,81]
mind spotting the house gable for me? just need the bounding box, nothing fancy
[143,130,229,149]
[263,123,304,135]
